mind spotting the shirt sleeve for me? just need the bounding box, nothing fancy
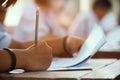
[0,31,12,49]
[101,12,117,32]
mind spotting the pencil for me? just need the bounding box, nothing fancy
[35,8,39,45]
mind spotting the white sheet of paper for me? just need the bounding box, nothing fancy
[48,25,106,70]
[48,62,92,71]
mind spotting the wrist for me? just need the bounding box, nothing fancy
[3,48,16,72]
[14,49,28,70]
[63,36,69,53]
[63,36,72,57]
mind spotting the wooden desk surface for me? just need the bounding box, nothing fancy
[81,60,120,80]
[0,59,119,80]
[93,51,120,59]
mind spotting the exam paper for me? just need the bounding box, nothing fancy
[48,25,106,70]
[48,62,92,71]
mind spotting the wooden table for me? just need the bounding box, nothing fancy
[93,51,120,59]
[0,59,120,80]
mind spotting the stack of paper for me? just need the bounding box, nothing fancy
[48,25,106,71]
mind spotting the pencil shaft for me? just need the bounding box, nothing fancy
[35,9,39,45]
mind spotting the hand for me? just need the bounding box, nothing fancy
[65,35,84,57]
[24,41,52,71]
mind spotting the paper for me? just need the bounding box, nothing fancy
[48,62,92,71]
[48,25,106,71]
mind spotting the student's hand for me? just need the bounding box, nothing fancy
[65,35,84,57]
[24,41,52,71]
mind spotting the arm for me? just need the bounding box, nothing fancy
[0,49,26,72]
[0,42,52,72]
[9,38,66,57]
[46,37,67,57]
[45,35,83,57]
[9,36,83,57]
[40,34,62,41]
[9,39,33,49]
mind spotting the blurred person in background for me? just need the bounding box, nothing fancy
[51,0,78,31]
[14,0,76,41]
[103,13,120,51]
[69,0,117,39]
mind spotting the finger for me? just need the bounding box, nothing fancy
[38,41,52,51]
[38,41,48,46]
[26,44,35,50]
[73,53,78,57]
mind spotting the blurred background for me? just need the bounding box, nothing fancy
[4,0,120,27]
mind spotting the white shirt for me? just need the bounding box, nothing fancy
[69,11,117,36]
[101,26,120,51]
[0,24,11,49]
[14,1,68,42]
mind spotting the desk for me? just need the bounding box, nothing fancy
[93,51,120,59]
[0,59,120,80]
[81,60,120,80]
